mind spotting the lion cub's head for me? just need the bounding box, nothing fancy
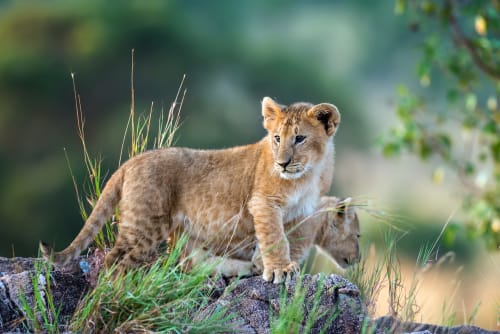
[316,197,360,269]
[261,97,340,180]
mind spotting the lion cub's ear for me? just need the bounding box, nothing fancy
[335,197,355,222]
[307,103,340,136]
[262,97,283,130]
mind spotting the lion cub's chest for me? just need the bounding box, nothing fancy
[283,183,320,223]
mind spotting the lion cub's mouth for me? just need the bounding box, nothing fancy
[280,171,304,180]
[275,163,305,180]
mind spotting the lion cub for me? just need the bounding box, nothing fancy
[253,196,360,272]
[40,97,340,283]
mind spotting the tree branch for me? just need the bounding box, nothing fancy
[447,0,500,80]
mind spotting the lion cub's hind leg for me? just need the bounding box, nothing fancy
[188,246,256,277]
[210,256,255,277]
[105,213,168,271]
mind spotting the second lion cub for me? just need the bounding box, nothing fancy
[40,97,340,283]
[186,196,360,277]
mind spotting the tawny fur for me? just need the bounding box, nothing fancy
[256,196,360,271]
[309,196,360,268]
[40,97,340,283]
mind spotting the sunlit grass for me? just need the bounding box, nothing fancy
[53,52,230,332]
[69,234,231,333]
[345,234,430,323]
[345,221,483,329]
[66,49,184,250]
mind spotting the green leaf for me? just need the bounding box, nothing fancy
[396,84,408,96]
[465,93,478,111]
[443,223,460,247]
[486,6,500,19]
[491,140,500,162]
[464,161,475,176]
[437,133,452,159]
[432,167,445,184]
[383,142,401,157]
[446,89,459,103]
[417,60,431,78]
[395,0,406,15]
[420,1,436,15]
[482,120,498,135]
[396,104,411,119]
[478,151,488,162]
[463,116,478,129]
[477,37,491,51]
[419,140,432,160]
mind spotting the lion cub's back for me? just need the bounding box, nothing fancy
[118,145,260,219]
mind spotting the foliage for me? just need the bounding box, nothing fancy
[382,0,500,249]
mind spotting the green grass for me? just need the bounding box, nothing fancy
[345,227,482,330]
[22,236,233,333]
[18,257,62,333]
[69,234,232,333]
[270,273,341,334]
[270,274,312,333]
[346,233,431,323]
[67,49,183,250]
[28,51,217,332]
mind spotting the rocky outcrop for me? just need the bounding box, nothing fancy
[373,317,500,334]
[196,274,365,333]
[374,316,500,334]
[0,257,88,332]
[0,256,498,333]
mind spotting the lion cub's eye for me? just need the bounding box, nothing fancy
[295,135,306,144]
[274,135,281,143]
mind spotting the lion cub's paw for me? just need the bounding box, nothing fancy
[262,261,300,284]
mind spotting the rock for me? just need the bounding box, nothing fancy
[1,256,498,334]
[195,274,366,334]
[374,316,500,334]
[0,257,42,274]
[0,276,21,332]
[0,256,88,332]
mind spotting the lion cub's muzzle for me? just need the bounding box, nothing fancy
[274,160,305,179]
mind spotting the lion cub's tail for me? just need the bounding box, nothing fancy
[40,169,123,267]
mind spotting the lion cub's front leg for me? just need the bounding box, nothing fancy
[248,195,299,283]
[252,216,315,274]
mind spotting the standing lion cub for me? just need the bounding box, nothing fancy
[40,97,340,283]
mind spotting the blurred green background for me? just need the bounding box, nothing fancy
[2,0,500,328]
[1,0,410,256]
[0,0,489,261]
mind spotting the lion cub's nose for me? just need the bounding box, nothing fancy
[344,254,360,266]
[277,159,291,169]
